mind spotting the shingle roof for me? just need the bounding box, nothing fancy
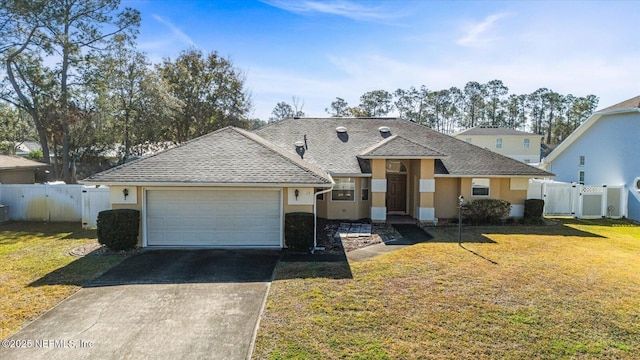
[83,127,333,185]
[256,118,553,177]
[359,135,446,158]
[456,126,538,136]
[597,95,640,113]
[0,155,49,170]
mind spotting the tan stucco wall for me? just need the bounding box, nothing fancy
[460,177,528,209]
[0,169,35,184]
[326,177,370,220]
[283,188,313,214]
[434,178,460,219]
[111,187,143,247]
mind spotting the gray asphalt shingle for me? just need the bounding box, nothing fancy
[84,127,333,185]
[256,118,553,177]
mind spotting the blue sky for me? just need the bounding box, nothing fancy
[125,0,640,121]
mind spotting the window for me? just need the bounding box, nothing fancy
[465,138,472,143]
[332,178,355,201]
[361,178,369,201]
[472,178,490,196]
[579,171,585,185]
[496,138,502,149]
[579,155,585,166]
[523,138,530,149]
[316,188,324,201]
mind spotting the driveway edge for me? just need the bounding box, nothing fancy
[246,250,283,359]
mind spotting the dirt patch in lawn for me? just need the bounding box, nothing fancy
[316,218,401,253]
[69,242,143,257]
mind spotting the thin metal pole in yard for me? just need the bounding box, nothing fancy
[458,195,464,245]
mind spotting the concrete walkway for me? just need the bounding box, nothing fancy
[347,224,432,262]
[0,250,280,360]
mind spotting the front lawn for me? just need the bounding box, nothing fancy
[253,218,640,359]
[0,222,130,340]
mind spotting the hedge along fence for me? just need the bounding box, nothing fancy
[97,209,140,251]
[284,212,315,252]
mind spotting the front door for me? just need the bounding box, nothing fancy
[386,174,407,212]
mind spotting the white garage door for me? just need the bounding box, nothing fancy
[146,189,281,247]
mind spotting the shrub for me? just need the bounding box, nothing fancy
[284,212,314,252]
[524,199,545,218]
[463,199,511,225]
[97,209,140,250]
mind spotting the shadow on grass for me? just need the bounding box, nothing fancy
[0,221,96,246]
[428,222,606,243]
[553,217,639,228]
[28,250,128,287]
[276,240,353,280]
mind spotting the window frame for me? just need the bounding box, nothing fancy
[471,178,490,197]
[523,138,530,149]
[579,155,585,166]
[315,188,325,201]
[361,178,369,201]
[496,138,503,149]
[578,171,585,185]
[331,177,356,202]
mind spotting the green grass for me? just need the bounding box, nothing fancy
[0,222,131,340]
[253,218,640,359]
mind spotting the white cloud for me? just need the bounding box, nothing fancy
[457,12,510,47]
[262,0,405,21]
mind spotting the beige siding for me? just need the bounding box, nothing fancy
[455,134,541,162]
[435,178,460,219]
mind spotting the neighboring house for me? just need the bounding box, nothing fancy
[0,155,50,184]
[454,126,543,164]
[540,95,640,222]
[83,119,552,248]
[14,141,42,157]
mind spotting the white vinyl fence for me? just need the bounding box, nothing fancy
[0,184,110,228]
[528,180,626,219]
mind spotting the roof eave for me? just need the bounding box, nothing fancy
[80,180,334,187]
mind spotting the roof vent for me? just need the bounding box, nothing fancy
[294,141,304,147]
[336,126,347,133]
[378,126,390,133]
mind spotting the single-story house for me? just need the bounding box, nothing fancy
[0,155,50,184]
[83,118,553,248]
[540,95,640,222]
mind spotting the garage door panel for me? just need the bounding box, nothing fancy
[146,189,281,247]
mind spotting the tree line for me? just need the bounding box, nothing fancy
[0,0,251,182]
[1,1,599,183]
[272,80,598,145]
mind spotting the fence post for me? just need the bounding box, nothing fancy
[601,185,608,218]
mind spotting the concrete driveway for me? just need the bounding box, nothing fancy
[0,249,280,360]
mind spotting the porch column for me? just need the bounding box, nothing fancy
[370,158,386,222]
[418,159,436,222]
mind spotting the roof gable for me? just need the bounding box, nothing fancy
[358,135,446,158]
[83,127,333,185]
[542,95,640,166]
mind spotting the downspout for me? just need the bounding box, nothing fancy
[312,186,334,254]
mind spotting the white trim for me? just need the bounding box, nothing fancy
[371,179,387,192]
[371,207,386,221]
[418,207,435,221]
[509,204,525,218]
[419,179,435,193]
[84,181,333,187]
